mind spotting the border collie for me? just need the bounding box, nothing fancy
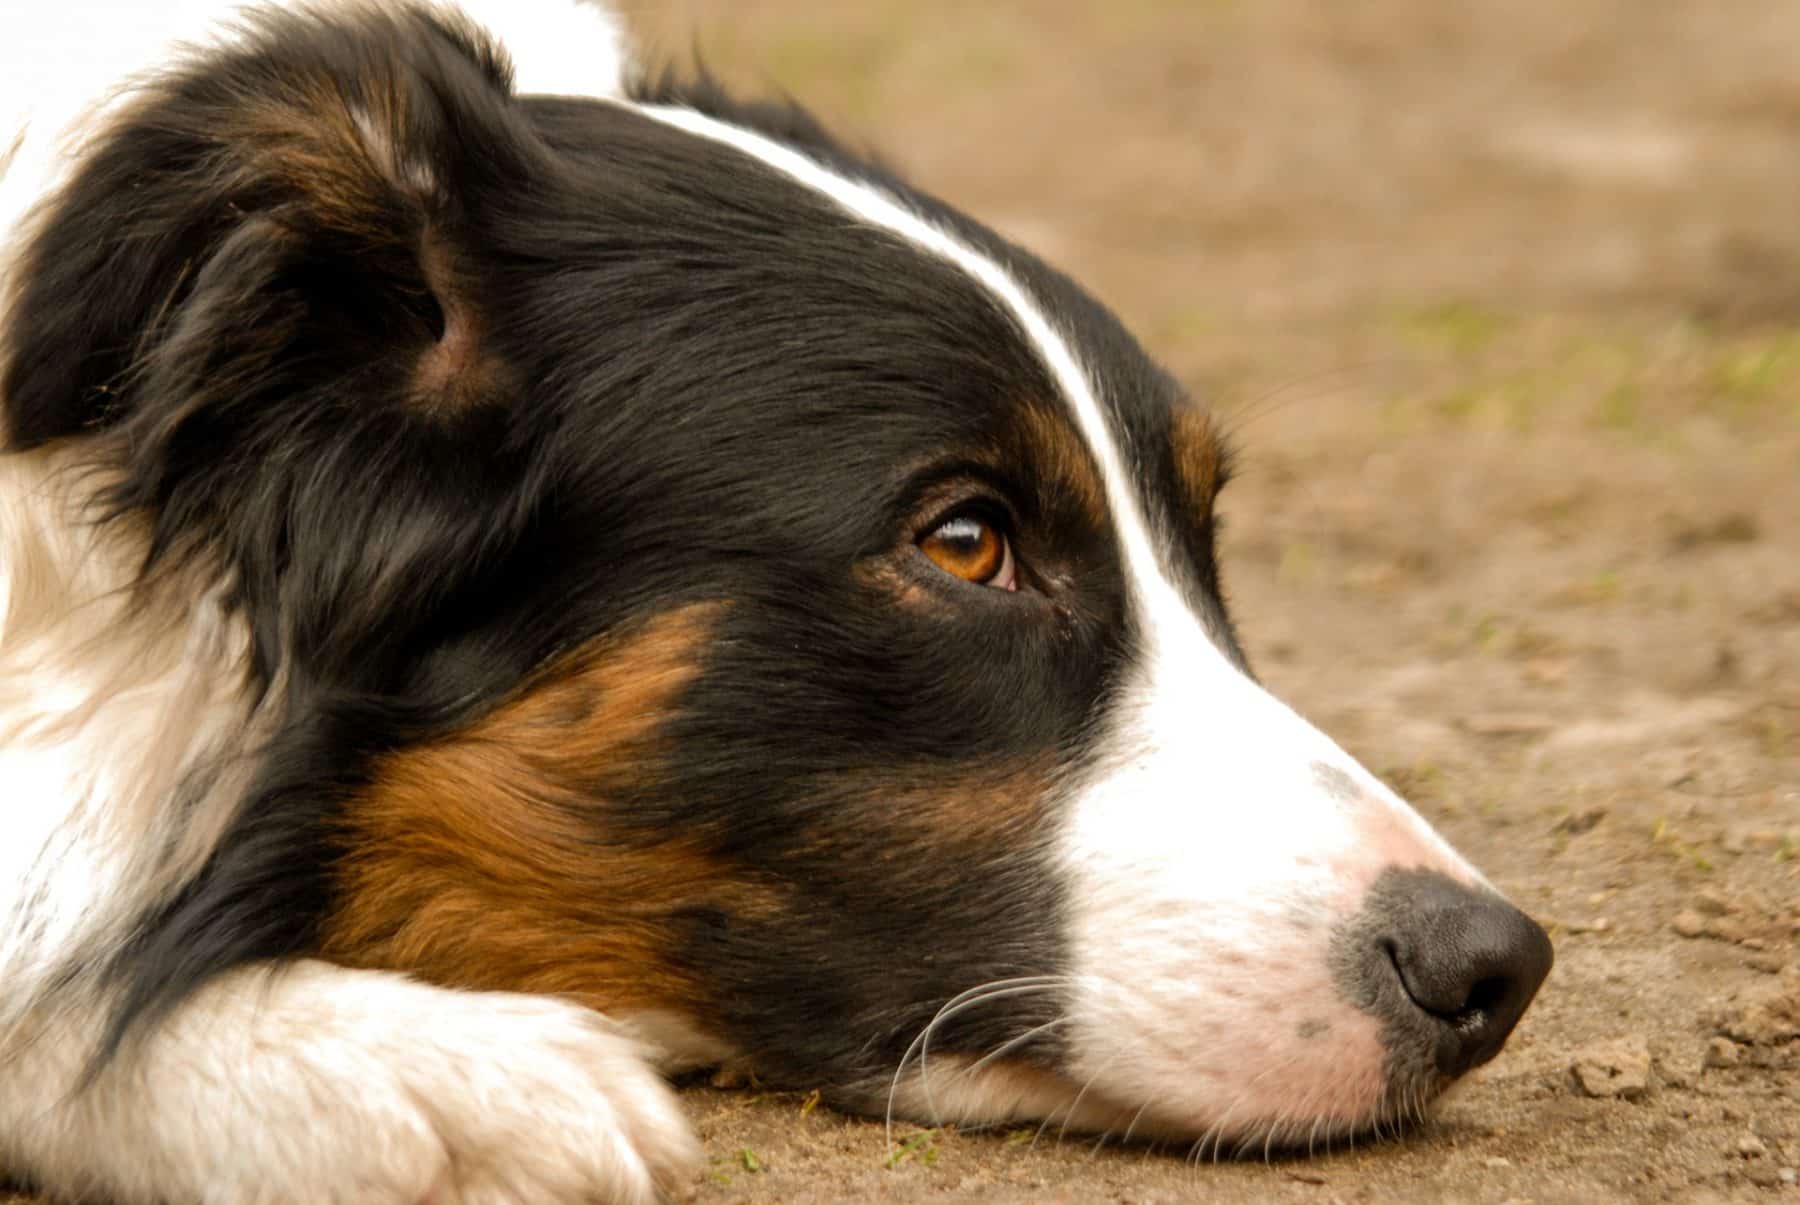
[0,2,1552,1201]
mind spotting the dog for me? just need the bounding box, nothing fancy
[0,2,1554,1201]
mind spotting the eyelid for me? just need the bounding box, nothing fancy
[916,493,1017,542]
[900,457,1031,523]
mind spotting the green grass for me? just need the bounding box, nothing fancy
[1651,816,1716,875]
[884,1130,941,1169]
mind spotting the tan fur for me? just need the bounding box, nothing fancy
[1014,397,1106,526]
[322,604,756,1017]
[1168,405,1225,518]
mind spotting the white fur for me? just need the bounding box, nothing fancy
[620,71,1487,1141]
[0,447,265,1027]
[0,962,695,1205]
[1056,598,1480,1135]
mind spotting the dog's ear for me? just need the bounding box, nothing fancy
[1,7,551,686]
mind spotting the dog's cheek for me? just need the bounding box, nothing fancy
[320,602,766,1027]
[658,763,1073,1088]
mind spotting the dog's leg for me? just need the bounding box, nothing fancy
[0,961,697,1205]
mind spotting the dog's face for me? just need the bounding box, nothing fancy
[1,7,1549,1148]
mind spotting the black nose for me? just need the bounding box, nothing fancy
[1381,876,1554,1077]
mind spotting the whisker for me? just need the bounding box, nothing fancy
[918,981,1061,1128]
[883,976,1061,1146]
[959,1015,1069,1079]
[1119,1097,1154,1149]
[1054,1066,1104,1149]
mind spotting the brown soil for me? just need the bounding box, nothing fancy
[10,1,1797,1201]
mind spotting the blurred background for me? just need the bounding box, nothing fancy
[620,2,1799,1200]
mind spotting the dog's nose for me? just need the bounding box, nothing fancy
[1380,876,1554,1077]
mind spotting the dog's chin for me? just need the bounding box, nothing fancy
[868,1055,1448,1155]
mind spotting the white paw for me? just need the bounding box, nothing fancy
[120,967,701,1205]
[399,993,700,1205]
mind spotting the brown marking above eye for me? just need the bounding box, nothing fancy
[919,513,1017,590]
[1168,405,1227,522]
[1013,399,1106,529]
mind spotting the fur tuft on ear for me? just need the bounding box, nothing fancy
[3,4,536,450]
[0,4,554,681]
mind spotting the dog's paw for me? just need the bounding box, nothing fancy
[349,992,698,1205]
[149,970,701,1204]
[400,995,697,1204]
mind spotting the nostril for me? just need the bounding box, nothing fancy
[1462,974,1511,1017]
[1375,880,1554,1077]
[1385,935,1504,1023]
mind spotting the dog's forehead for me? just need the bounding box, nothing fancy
[606,95,1224,589]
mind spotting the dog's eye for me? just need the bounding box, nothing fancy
[919,514,1017,591]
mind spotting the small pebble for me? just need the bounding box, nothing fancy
[1693,889,1738,918]
[1709,917,1752,944]
[1672,910,1707,938]
[1704,1037,1743,1069]
[1571,1037,1651,1099]
[1484,1156,1513,1170]
[1779,1167,1797,1186]
[1735,1134,1768,1159]
[1551,807,1606,835]
[1720,966,1800,1045]
[1657,1047,1703,1089]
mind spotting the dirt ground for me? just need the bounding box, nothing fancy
[8,1,1796,1202]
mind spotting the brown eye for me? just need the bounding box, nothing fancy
[919,513,1017,590]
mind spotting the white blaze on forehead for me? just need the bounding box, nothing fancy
[622,102,1174,600]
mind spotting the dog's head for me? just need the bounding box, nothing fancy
[0,3,1549,1148]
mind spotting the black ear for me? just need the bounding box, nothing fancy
[1,6,551,686]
